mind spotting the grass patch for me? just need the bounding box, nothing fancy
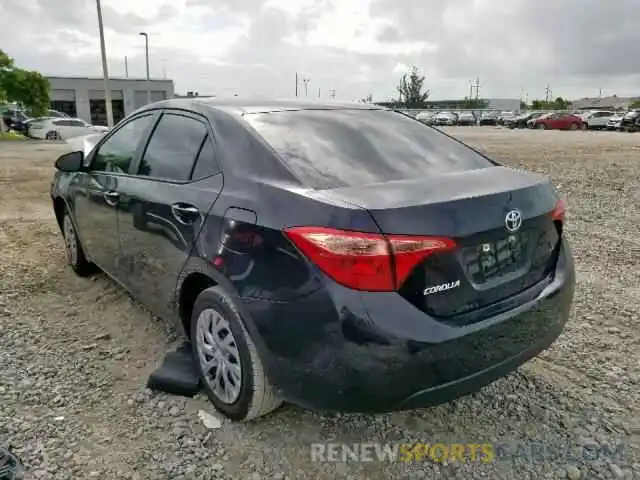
[0,131,27,141]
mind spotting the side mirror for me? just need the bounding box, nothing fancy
[55,151,84,172]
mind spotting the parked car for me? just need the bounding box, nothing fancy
[574,111,592,122]
[606,112,626,131]
[585,111,614,130]
[415,111,436,125]
[505,112,544,129]
[497,112,516,126]
[29,117,109,140]
[531,112,585,130]
[526,113,550,128]
[621,109,640,132]
[457,112,477,126]
[51,99,574,421]
[478,111,499,126]
[23,116,56,138]
[434,111,458,126]
[46,109,70,118]
[1,107,30,132]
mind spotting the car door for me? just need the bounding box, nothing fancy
[72,113,157,277]
[68,119,90,138]
[545,113,561,129]
[115,109,223,319]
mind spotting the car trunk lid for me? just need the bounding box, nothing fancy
[319,166,563,321]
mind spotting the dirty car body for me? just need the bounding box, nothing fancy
[50,99,575,415]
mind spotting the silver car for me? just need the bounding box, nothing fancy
[434,111,458,126]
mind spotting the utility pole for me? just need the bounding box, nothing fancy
[124,56,129,78]
[295,72,298,97]
[302,76,310,97]
[599,88,603,98]
[318,88,320,98]
[139,32,151,105]
[469,80,473,100]
[545,85,552,103]
[472,77,481,100]
[96,0,114,127]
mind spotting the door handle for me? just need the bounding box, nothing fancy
[103,191,120,206]
[171,203,200,224]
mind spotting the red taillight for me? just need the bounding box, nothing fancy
[551,199,566,222]
[389,236,457,288]
[284,227,456,292]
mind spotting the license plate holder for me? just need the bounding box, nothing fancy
[463,232,528,281]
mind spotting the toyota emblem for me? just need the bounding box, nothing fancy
[505,209,522,232]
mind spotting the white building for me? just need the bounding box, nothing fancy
[47,76,175,125]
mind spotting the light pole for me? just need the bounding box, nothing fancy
[139,32,151,105]
[96,0,114,127]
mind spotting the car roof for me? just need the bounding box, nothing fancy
[140,97,386,116]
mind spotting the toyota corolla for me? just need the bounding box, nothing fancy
[50,99,575,421]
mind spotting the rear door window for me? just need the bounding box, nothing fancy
[138,113,208,182]
[244,109,494,189]
[191,135,220,180]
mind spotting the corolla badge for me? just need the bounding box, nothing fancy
[505,209,522,233]
[423,280,461,296]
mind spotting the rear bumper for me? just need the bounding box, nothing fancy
[239,238,575,413]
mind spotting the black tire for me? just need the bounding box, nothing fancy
[537,123,546,130]
[46,130,60,140]
[62,210,95,276]
[190,286,283,421]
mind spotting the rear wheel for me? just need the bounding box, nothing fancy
[191,286,283,421]
[569,123,578,131]
[62,211,95,276]
[46,130,61,140]
[537,123,546,130]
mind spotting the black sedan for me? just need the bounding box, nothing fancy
[50,99,575,421]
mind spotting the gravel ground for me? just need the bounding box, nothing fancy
[0,129,638,479]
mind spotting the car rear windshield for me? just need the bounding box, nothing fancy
[244,109,493,189]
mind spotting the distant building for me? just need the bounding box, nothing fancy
[47,76,175,125]
[570,95,639,111]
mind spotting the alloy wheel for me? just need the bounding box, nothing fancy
[63,215,78,266]
[195,308,242,404]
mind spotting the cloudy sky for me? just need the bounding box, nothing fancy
[1,0,638,102]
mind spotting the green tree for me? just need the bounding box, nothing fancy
[553,97,571,110]
[0,48,50,119]
[397,66,430,108]
[360,93,373,104]
[630,99,640,109]
[530,98,571,111]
